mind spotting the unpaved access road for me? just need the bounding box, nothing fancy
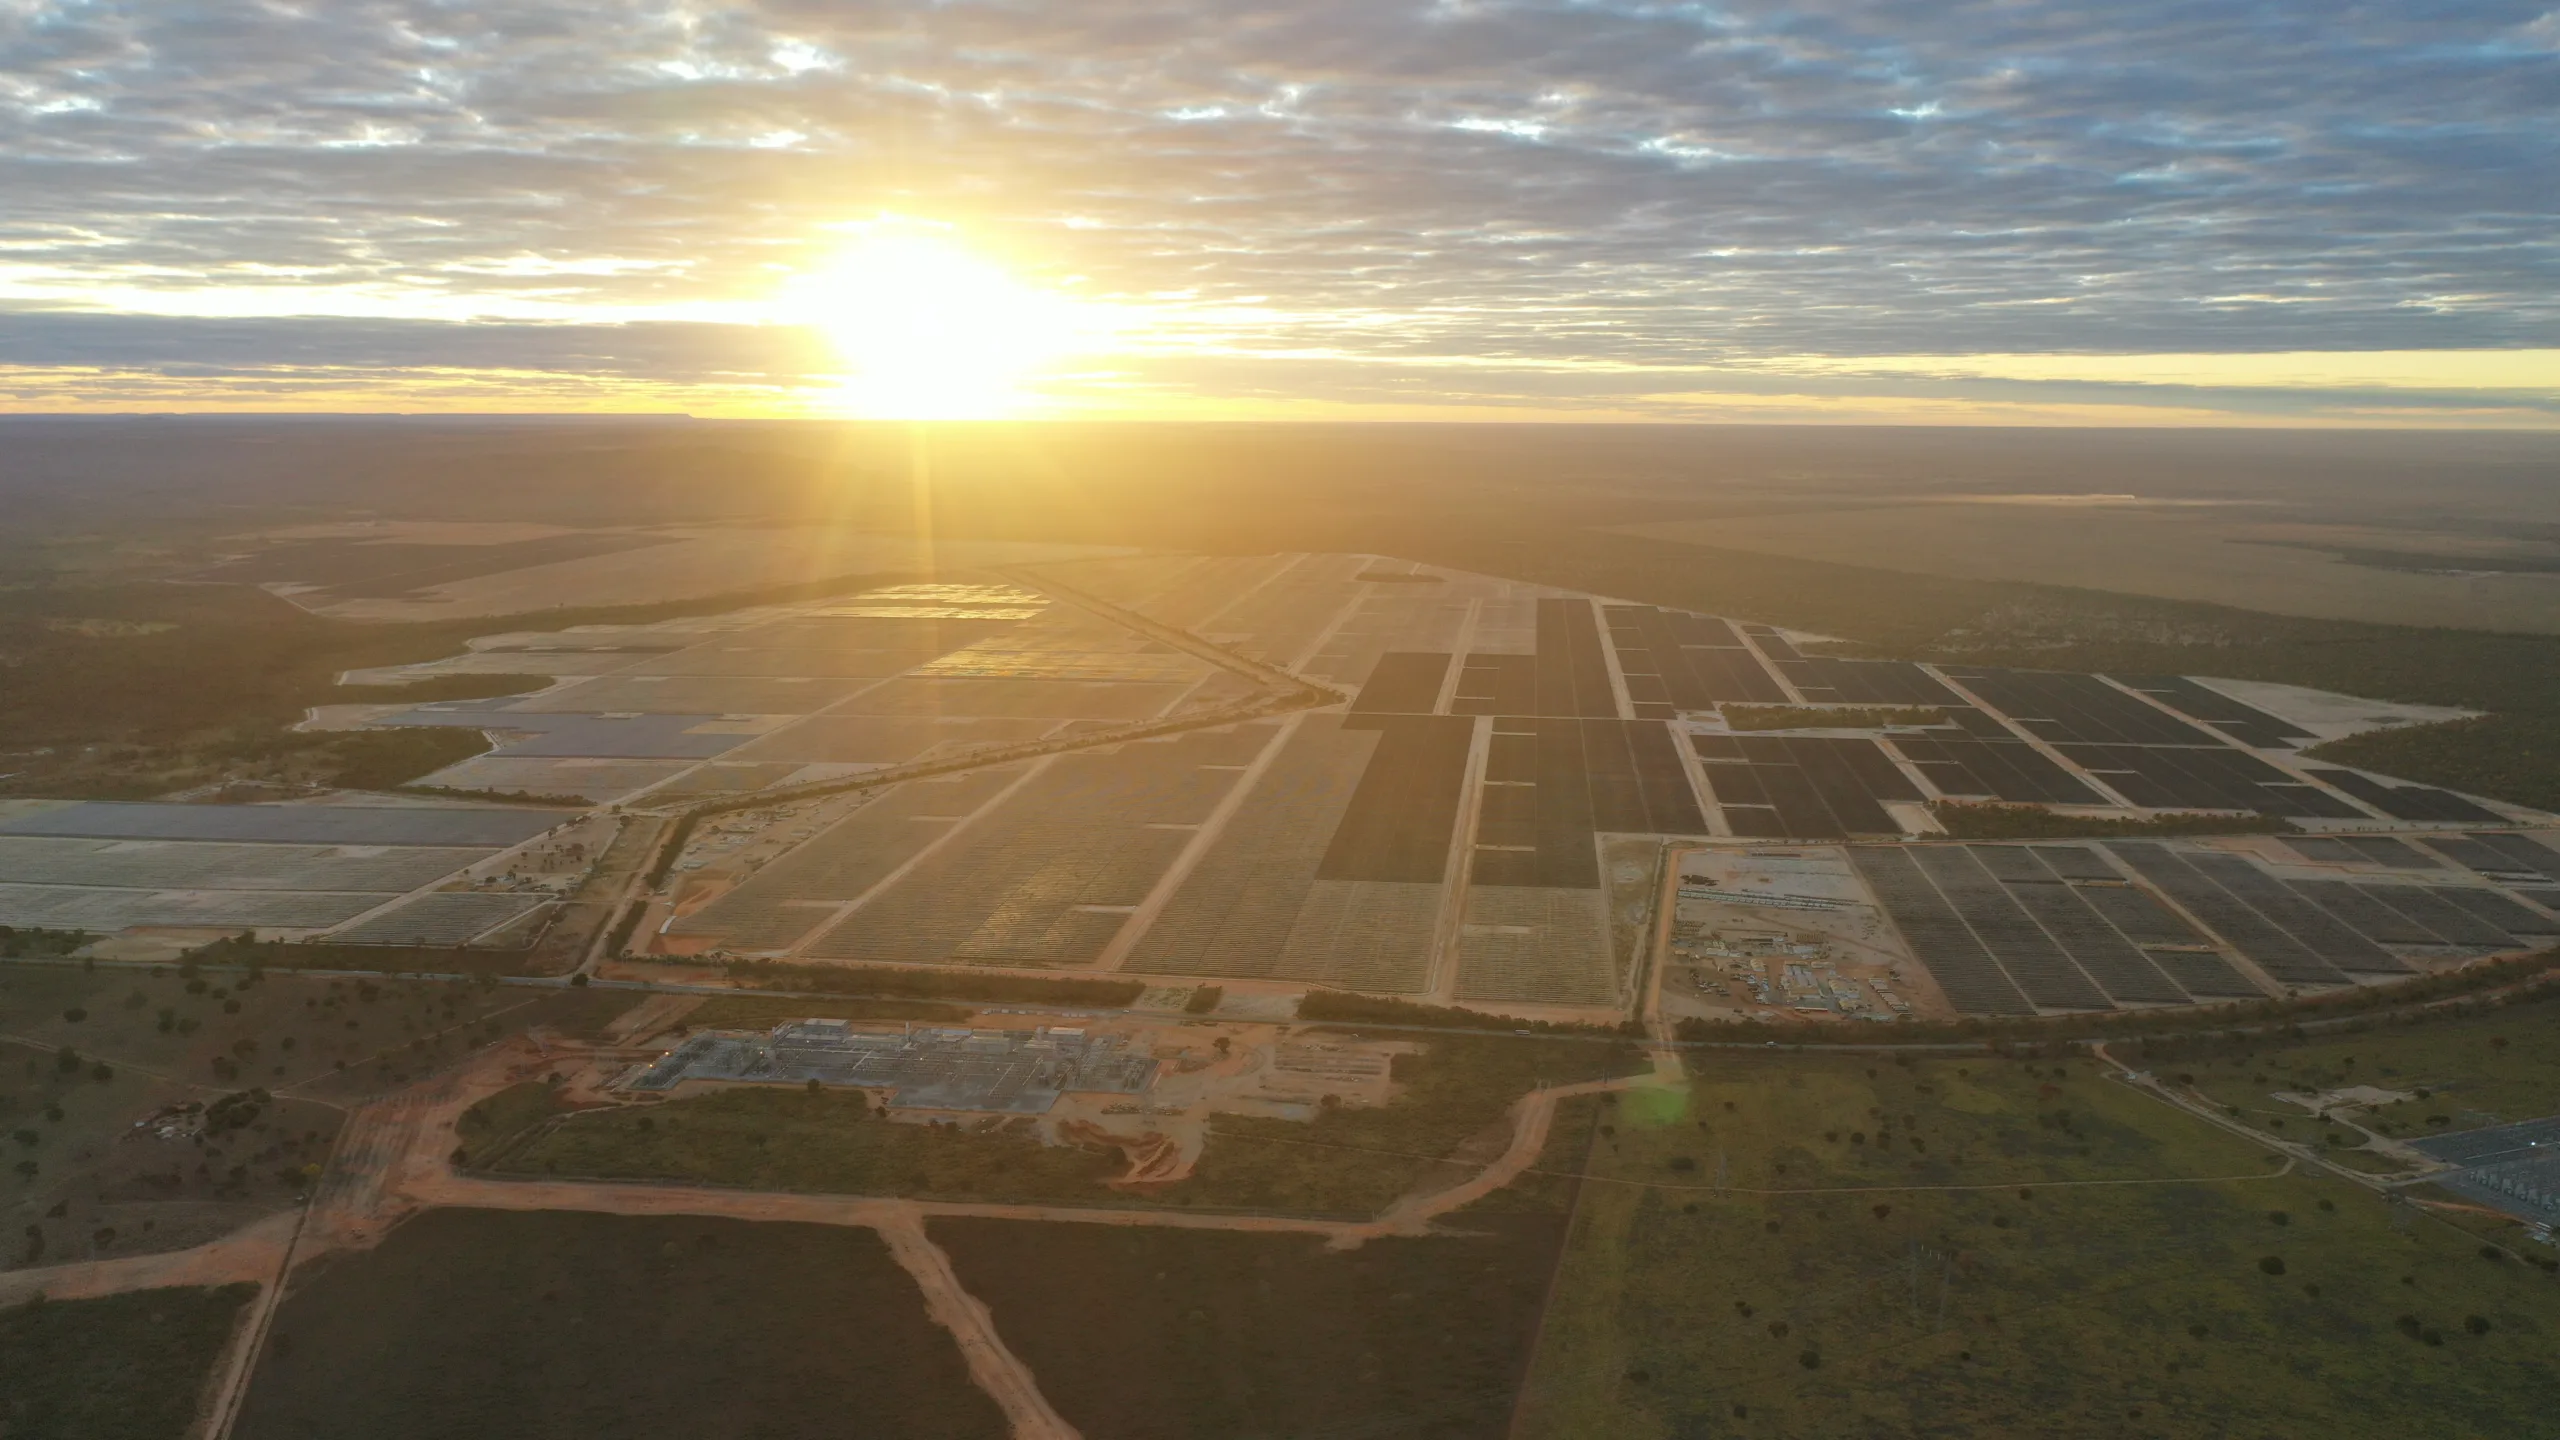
[19,1035,1680,1440]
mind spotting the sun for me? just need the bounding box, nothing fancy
[788,228,1096,419]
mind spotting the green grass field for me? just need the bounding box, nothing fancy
[2142,995,2560,1145]
[0,962,600,1269]
[1513,1053,2560,1439]
[0,1284,254,1440]
[1169,1032,1647,1214]
[231,1209,1005,1440]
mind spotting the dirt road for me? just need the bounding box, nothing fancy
[1376,1073,1659,1237]
[0,1210,295,1307]
[877,1211,1084,1440]
[35,1035,1662,1440]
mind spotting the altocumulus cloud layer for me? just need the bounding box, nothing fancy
[3,0,2557,419]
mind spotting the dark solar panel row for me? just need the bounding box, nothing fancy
[2182,852,2408,973]
[2072,881,2203,945]
[2438,886,2560,937]
[2343,835,2444,868]
[1911,847,2112,1009]
[2109,675,2312,750]
[2306,768,2504,823]
[1475,716,1700,886]
[1968,844,2056,884]
[1452,653,1537,716]
[1940,667,2223,747]
[2055,744,2363,818]
[1718,805,1790,838]
[2031,845,2129,881]
[1694,736,1920,838]
[1348,651,1453,715]
[1626,722,1710,835]
[2103,842,2351,987]
[1894,733,2102,803]
[2426,833,2560,881]
[2287,882,2442,946]
[2065,882,2260,995]
[1741,625,1804,664]
[2144,947,2269,998]
[2474,833,2560,881]
[1773,658,1962,707]
[1978,849,2190,1004]
[1474,724,1554,886]
[2284,835,2442,868]
[1602,605,1787,707]
[2517,888,2560,919]
[1318,715,1474,883]
[2360,884,2515,947]
[1846,847,2035,1015]
[1533,718,1602,888]
[1687,647,1790,704]
[1536,598,1623,718]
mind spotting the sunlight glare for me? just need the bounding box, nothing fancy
[790,228,1102,418]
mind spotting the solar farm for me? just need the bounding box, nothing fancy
[0,799,586,943]
[70,548,2541,1019]
[297,548,2527,1026]
[1667,831,2560,1024]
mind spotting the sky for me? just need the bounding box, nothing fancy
[3,1,2557,424]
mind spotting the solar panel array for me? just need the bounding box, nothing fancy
[1851,843,2268,1014]
[0,838,487,893]
[1599,605,1787,713]
[804,731,1253,966]
[1909,847,2113,1009]
[1847,847,2036,1015]
[1322,715,1475,883]
[330,892,547,946]
[1774,658,1961,707]
[1125,718,1419,986]
[2103,842,2354,986]
[1348,652,1454,715]
[1472,717,1705,887]
[2110,676,2313,750]
[1884,709,2103,804]
[1938,667,2362,818]
[667,766,1031,952]
[1453,885,1618,1006]
[0,802,571,848]
[2283,835,2441,868]
[1692,734,1921,838]
[2299,768,2504,823]
[0,884,381,932]
[2425,832,2560,881]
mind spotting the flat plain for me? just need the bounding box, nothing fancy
[1610,502,2560,635]
[1515,1053,2560,1440]
[230,1208,1008,1440]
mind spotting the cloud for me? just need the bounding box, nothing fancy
[1,0,2555,417]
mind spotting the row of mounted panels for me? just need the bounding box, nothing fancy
[1849,840,2560,1016]
[1339,595,2502,826]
